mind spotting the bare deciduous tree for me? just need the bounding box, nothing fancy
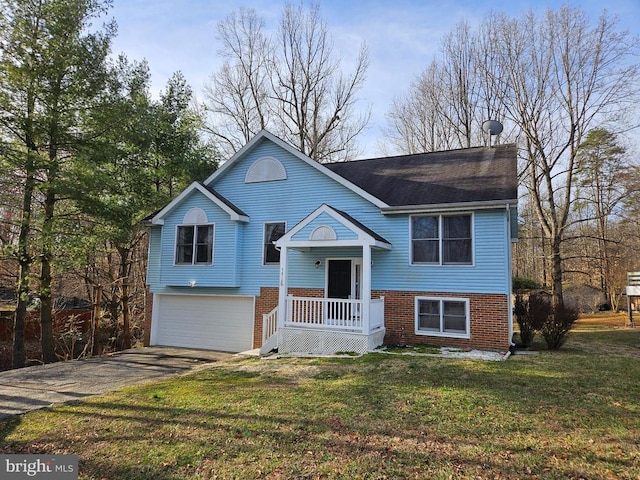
[203,8,272,155]
[488,8,639,307]
[204,2,370,162]
[383,20,511,154]
[383,62,452,154]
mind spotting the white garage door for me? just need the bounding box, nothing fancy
[154,294,254,352]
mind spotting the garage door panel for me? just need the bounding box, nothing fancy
[155,295,254,352]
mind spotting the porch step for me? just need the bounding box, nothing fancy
[259,332,279,355]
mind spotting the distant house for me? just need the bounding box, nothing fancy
[145,130,518,354]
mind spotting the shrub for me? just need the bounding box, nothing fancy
[513,276,544,292]
[514,293,551,347]
[541,304,579,350]
[514,294,533,346]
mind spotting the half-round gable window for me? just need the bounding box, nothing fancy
[245,156,287,183]
[310,225,337,241]
[183,207,208,224]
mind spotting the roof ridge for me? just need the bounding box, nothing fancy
[326,143,516,165]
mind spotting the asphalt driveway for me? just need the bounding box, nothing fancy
[0,347,237,419]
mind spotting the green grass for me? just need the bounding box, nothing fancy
[378,344,443,354]
[1,314,639,479]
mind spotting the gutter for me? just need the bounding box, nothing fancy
[381,199,518,215]
[506,203,515,349]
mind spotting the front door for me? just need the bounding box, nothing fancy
[328,259,352,299]
[327,259,362,323]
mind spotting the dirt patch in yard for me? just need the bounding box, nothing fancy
[220,358,324,381]
[575,312,631,329]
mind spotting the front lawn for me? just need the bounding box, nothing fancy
[1,313,639,479]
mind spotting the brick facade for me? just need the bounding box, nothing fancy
[253,287,510,352]
[373,290,510,352]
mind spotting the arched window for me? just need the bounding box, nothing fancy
[175,208,214,265]
[245,156,287,183]
[310,225,337,241]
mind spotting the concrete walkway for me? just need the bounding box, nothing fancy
[0,347,236,419]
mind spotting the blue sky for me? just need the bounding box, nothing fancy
[109,0,640,157]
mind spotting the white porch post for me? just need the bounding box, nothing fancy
[362,244,371,333]
[278,246,288,329]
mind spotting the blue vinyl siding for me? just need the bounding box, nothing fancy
[148,137,511,296]
[367,211,509,294]
[156,190,242,288]
[292,212,359,241]
[206,138,380,295]
[147,226,161,286]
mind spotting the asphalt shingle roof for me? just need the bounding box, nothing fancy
[324,144,518,207]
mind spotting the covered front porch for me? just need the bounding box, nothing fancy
[261,296,386,354]
[261,205,392,354]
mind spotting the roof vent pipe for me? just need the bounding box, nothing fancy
[482,120,503,148]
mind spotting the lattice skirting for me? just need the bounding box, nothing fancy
[278,327,386,354]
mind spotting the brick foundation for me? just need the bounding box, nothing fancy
[254,288,510,352]
[373,290,510,352]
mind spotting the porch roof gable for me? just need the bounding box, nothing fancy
[276,204,392,250]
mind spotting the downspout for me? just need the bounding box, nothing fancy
[506,204,515,351]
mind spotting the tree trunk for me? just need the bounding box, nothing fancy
[551,235,564,309]
[40,186,57,364]
[91,285,102,356]
[13,157,36,369]
[13,278,28,369]
[118,246,132,350]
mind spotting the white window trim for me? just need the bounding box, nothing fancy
[409,213,475,267]
[262,221,287,266]
[173,223,215,266]
[414,296,471,339]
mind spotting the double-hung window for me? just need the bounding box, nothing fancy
[416,297,470,338]
[411,214,472,265]
[264,222,286,264]
[175,224,214,265]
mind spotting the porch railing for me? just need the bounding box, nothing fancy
[370,296,385,331]
[285,296,384,333]
[262,306,278,343]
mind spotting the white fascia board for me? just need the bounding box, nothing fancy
[151,182,249,225]
[203,131,270,185]
[285,239,365,249]
[204,130,389,209]
[279,204,328,241]
[278,204,344,242]
[381,199,517,215]
[371,240,392,250]
[276,204,391,250]
[287,239,391,251]
[285,239,391,251]
[322,205,391,249]
[151,182,200,225]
